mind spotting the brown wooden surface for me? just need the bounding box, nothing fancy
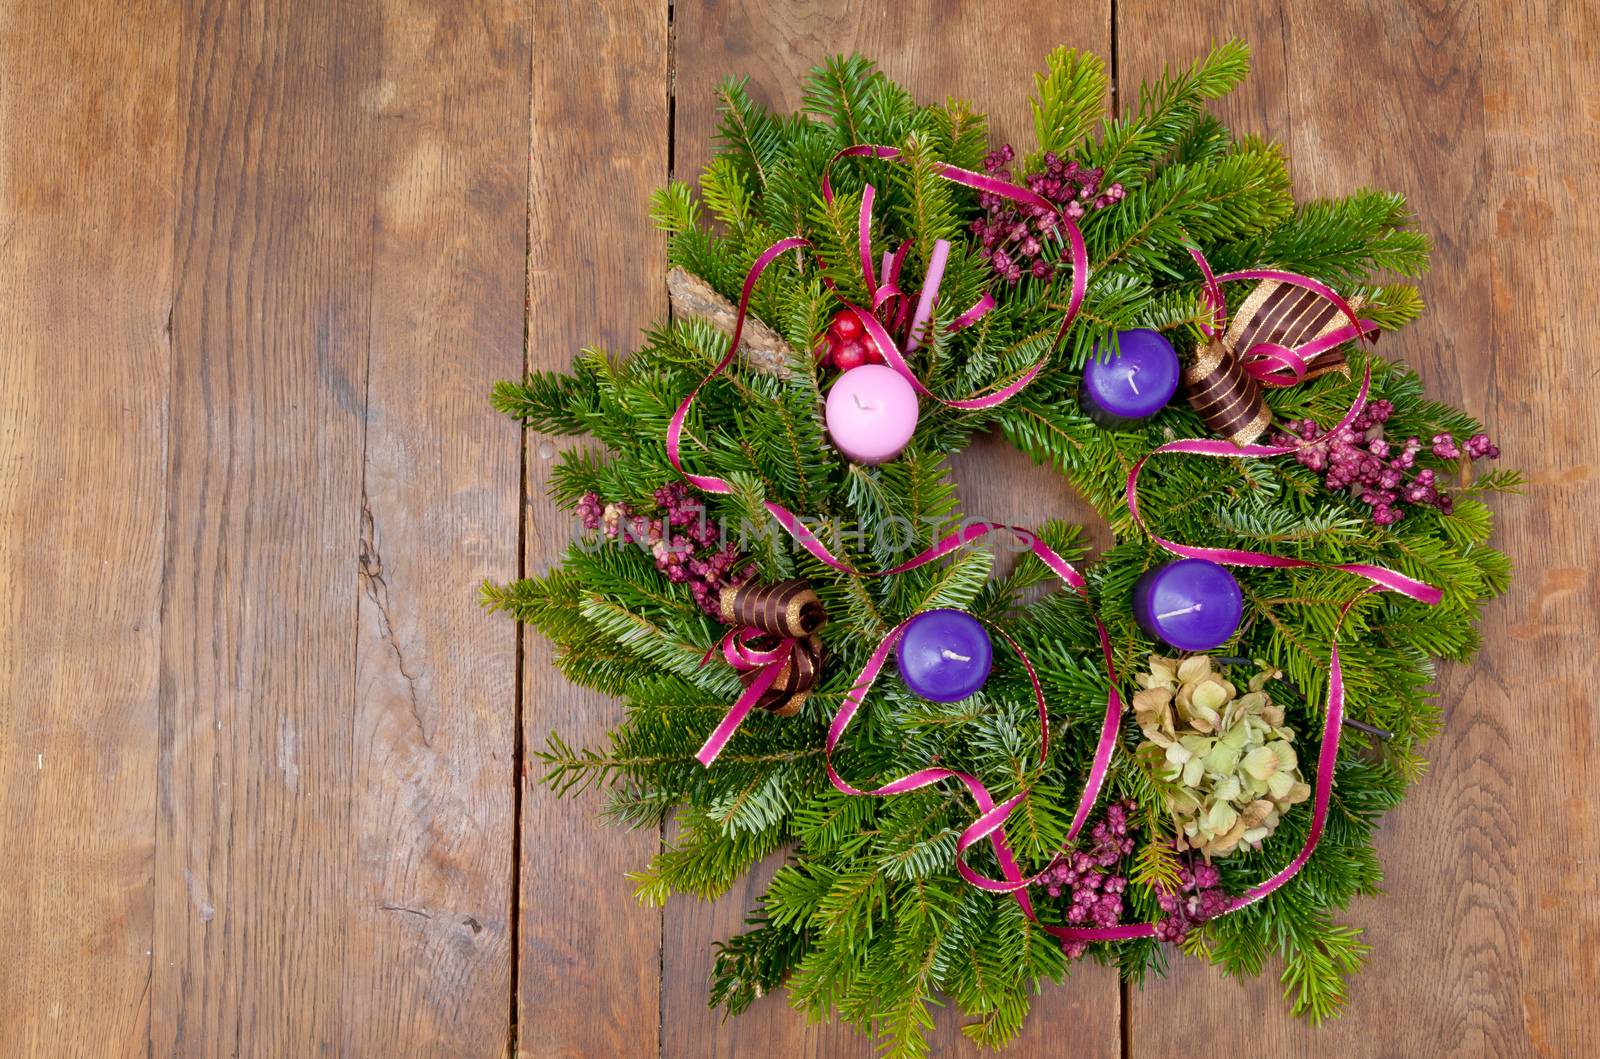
[1,1,1596,1056]
[522,1,667,1056]
[0,2,176,1054]
[152,1,526,1055]
[349,5,526,1053]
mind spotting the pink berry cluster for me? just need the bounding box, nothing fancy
[577,482,755,616]
[970,145,1124,284]
[1153,857,1229,944]
[1039,800,1136,959]
[1273,399,1500,526]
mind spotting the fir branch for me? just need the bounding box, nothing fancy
[715,76,784,195]
[1029,47,1108,164]
[803,54,879,144]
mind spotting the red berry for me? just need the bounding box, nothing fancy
[861,340,885,365]
[812,337,832,362]
[831,338,867,371]
[831,311,863,340]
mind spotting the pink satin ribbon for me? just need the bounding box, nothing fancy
[1129,249,1442,606]
[694,632,792,767]
[1123,382,1441,605]
[824,145,1090,408]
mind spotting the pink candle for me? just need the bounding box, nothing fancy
[905,238,950,352]
[824,364,919,464]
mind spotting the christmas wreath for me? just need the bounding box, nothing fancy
[488,41,1516,1055]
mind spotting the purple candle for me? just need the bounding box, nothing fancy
[1079,328,1180,429]
[1132,559,1244,652]
[895,608,993,702]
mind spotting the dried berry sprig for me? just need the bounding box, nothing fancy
[1154,855,1229,944]
[578,482,755,616]
[970,145,1123,284]
[1273,398,1499,526]
[1036,799,1137,959]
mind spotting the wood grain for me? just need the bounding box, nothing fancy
[1119,2,1600,1055]
[1477,0,1599,1051]
[521,1,669,1055]
[155,0,523,1054]
[0,2,177,1054]
[346,5,526,1054]
[665,3,1119,1055]
[155,0,379,1051]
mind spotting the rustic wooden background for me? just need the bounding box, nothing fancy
[2,0,1595,1055]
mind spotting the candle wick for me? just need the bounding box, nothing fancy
[1126,366,1142,396]
[939,648,972,662]
[1155,602,1203,621]
[852,393,877,413]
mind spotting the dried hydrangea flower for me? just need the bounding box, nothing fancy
[1133,654,1310,859]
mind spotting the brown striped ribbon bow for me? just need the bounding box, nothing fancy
[715,579,827,717]
[1183,252,1376,445]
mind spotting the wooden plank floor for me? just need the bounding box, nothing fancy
[1,1,1594,1056]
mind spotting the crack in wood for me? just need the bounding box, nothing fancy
[379,904,434,920]
[359,492,431,747]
